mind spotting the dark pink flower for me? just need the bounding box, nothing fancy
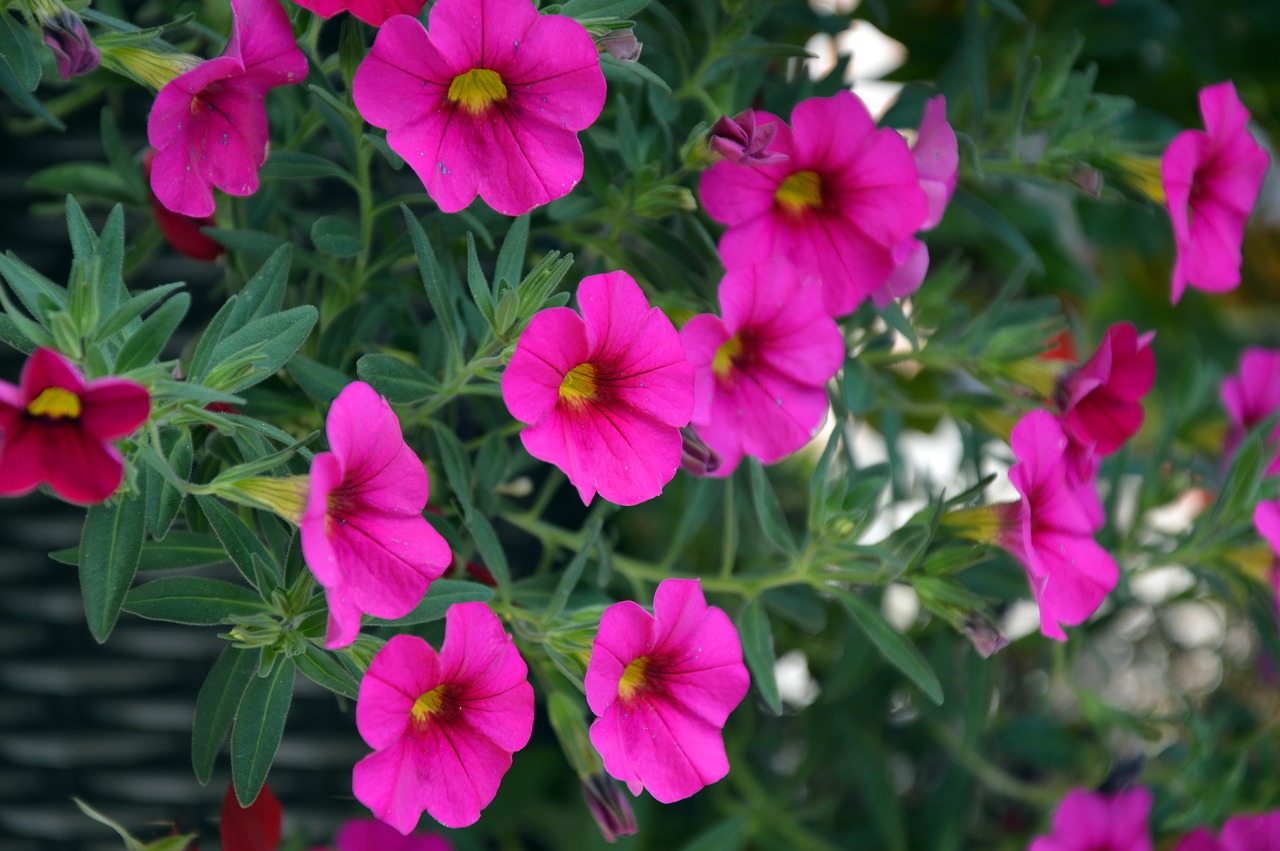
[332,818,452,851]
[707,110,788,166]
[0,348,149,504]
[1162,81,1270,304]
[680,260,844,476]
[301,381,451,649]
[1174,810,1280,851]
[352,0,606,216]
[501,271,695,506]
[699,91,928,317]
[1029,788,1152,851]
[1253,499,1280,615]
[585,579,750,803]
[352,603,534,832]
[1058,323,1156,456]
[142,149,224,262]
[289,0,425,27]
[147,0,307,217]
[1222,348,1280,476]
[999,410,1120,640]
[221,781,281,851]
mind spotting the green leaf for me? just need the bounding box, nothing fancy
[748,459,796,555]
[228,245,291,328]
[465,232,494,324]
[404,206,464,370]
[311,215,364,257]
[736,599,781,715]
[139,531,229,571]
[0,9,40,92]
[0,56,63,129]
[0,312,36,352]
[206,305,318,393]
[0,250,67,319]
[433,423,473,512]
[93,281,186,343]
[192,646,257,784]
[123,577,267,625]
[259,151,355,183]
[114,292,190,373]
[559,0,651,19]
[494,215,529,288]
[830,587,943,705]
[205,228,287,257]
[26,163,136,203]
[189,296,238,382]
[296,644,360,700]
[544,519,602,620]
[465,509,511,591]
[288,354,351,404]
[196,495,282,590]
[599,53,671,93]
[231,656,295,806]
[79,488,147,643]
[356,353,441,403]
[144,426,192,539]
[366,579,496,627]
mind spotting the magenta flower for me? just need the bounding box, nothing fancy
[998,410,1120,640]
[331,818,452,851]
[147,0,307,217]
[352,603,533,832]
[501,271,695,506]
[1162,81,1270,304]
[1253,499,1280,615]
[1175,810,1280,851]
[585,579,750,803]
[1222,348,1280,475]
[680,260,844,476]
[301,381,451,649]
[0,348,149,505]
[1058,323,1156,456]
[699,91,928,317]
[352,0,606,216]
[1029,788,1153,851]
[289,0,425,27]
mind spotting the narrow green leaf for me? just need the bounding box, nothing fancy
[830,587,943,705]
[0,312,36,352]
[559,0,651,19]
[465,509,511,590]
[736,599,782,715]
[403,205,463,369]
[206,305,318,393]
[123,577,267,625]
[144,426,192,539]
[0,250,67,317]
[311,215,363,257]
[228,245,291,328]
[748,459,796,555]
[0,9,41,91]
[366,579,496,627]
[465,232,494,324]
[192,646,258,784]
[599,53,671,93]
[259,151,355,183]
[433,424,473,512]
[196,495,282,590]
[93,281,186,343]
[356,353,441,403]
[189,295,238,382]
[288,354,350,404]
[231,656,295,806]
[114,292,190,373]
[545,519,602,620]
[494,215,529,288]
[79,487,147,643]
[295,645,360,700]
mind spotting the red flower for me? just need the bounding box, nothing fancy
[143,149,224,261]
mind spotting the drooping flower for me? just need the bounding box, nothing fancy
[1221,348,1280,475]
[501,271,695,506]
[0,347,149,504]
[680,260,844,476]
[699,91,928,317]
[288,0,425,27]
[707,110,788,166]
[585,578,750,803]
[221,781,281,851]
[873,94,959,306]
[596,28,642,64]
[329,818,452,851]
[1162,81,1270,304]
[352,0,607,216]
[581,773,638,842]
[300,381,451,649]
[142,149,224,261]
[1174,809,1280,851]
[1002,410,1120,640]
[1058,323,1156,455]
[352,603,534,833]
[1029,788,1153,851]
[147,0,307,217]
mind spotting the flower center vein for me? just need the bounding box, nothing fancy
[560,362,598,406]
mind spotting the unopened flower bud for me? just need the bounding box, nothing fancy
[29,0,99,80]
[99,44,202,92]
[961,614,1010,658]
[679,426,721,476]
[582,773,638,843]
[708,110,789,166]
[597,28,642,63]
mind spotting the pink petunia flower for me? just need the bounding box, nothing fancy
[147,0,307,217]
[1162,81,1270,304]
[501,270,695,506]
[1176,810,1280,851]
[1029,788,1153,851]
[999,410,1120,640]
[289,0,425,27]
[352,0,606,216]
[699,91,928,317]
[352,603,534,832]
[679,259,844,476]
[0,348,150,504]
[1252,499,1280,616]
[1222,348,1280,476]
[301,381,451,649]
[585,578,750,803]
[330,818,452,851]
[1057,323,1156,456]
[873,94,960,306]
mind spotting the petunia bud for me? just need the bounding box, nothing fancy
[679,426,722,476]
[26,0,99,80]
[98,44,202,91]
[707,110,789,166]
[960,614,1010,658]
[582,773,638,843]
[596,28,642,63]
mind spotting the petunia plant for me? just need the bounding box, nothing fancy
[1,0,1280,848]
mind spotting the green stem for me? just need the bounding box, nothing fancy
[926,719,1060,805]
[719,476,737,579]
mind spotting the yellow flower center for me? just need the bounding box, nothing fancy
[559,363,598,406]
[618,657,649,701]
[712,334,744,380]
[411,685,448,723]
[447,68,508,115]
[775,170,823,215]
[1114,154,1167,204]
[27,387,81,420]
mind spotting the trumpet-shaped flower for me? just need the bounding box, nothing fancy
[1162,81,1270,304]
[680,260,844,476]
[0,348,149,504]
[352,0,606,216]
[585,579,750,803]
[301,381,451,649]
[699,91,928,317]
[1029,788,1153,851]
[1221,348,1280,475]
[1058,323,1156,455]
[353,603,533,832]
[1175,810,1280,851]
[147,0,307,217]
[289,0,425,27]
[502,271,695,506]
[1000,410,1120,640]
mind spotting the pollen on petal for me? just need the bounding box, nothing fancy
[447,68,508,114]
[774,169,822,214]
[27,387,82,420]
